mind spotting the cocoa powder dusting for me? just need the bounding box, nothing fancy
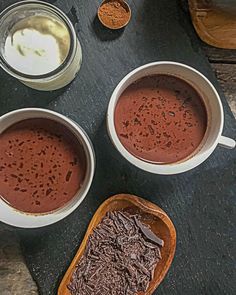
[67,210,164,295]
[98,0,131,29]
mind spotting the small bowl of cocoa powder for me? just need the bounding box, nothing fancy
[98,0,131,30]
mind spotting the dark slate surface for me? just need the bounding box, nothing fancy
[0,0,235,294]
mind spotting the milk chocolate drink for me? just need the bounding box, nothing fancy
[115,75,207,164]
[0,119,86,213]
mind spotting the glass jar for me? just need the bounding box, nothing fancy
[0,0,82,91]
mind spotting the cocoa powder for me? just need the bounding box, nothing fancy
[98,0,131,29]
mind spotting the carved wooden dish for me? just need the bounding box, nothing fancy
[58,194,176,295]
[188,0,236,49]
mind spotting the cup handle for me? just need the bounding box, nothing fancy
[219,136,236,149]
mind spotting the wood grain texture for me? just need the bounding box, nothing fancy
[188,0,236,49]
[58,194,176,295]
[0,225,38,295]
[0,1,235,295]
[203,44,236,63]
[202,44,236,118]
[211,63,236,117]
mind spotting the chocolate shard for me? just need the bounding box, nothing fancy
[134,216,164,247]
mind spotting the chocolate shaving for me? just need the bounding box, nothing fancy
[66,170,72,182]
[134,216,164,247]
[67,210,164,295]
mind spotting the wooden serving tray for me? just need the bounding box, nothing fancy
[58,194,176,295]
[188,0,236,49]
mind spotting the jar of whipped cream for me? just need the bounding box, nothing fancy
[0,1,82,91]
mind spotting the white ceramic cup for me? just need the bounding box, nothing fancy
[0,108,95,228]
[107,61,235,175]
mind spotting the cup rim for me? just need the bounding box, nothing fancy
[107,61,224,175]
[0,108,95,228]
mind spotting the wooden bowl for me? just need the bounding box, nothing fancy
[58,194,176,295]
[188,0,236,49]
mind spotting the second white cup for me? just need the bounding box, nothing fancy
[107,61,235,175]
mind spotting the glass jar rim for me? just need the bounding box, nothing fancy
[0,0,77,81]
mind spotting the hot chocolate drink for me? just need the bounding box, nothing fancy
[115,75,207,164]
[0,119,86,213]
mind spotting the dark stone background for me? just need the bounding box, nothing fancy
[0,0,235,294]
